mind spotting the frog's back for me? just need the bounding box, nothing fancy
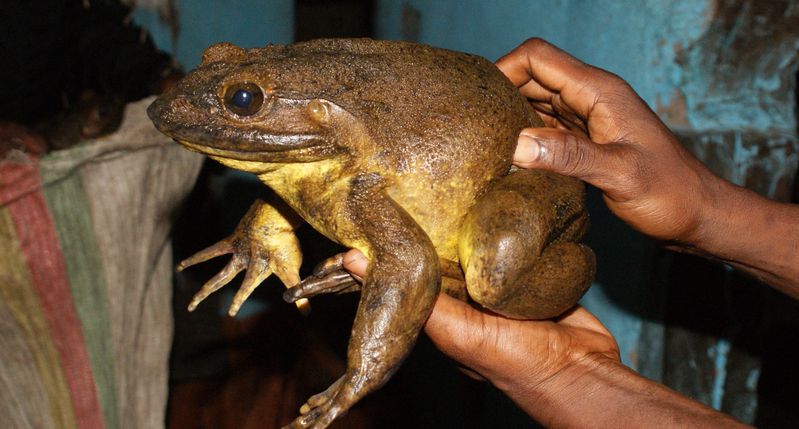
[252,38,534,177]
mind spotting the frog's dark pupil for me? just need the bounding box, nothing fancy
[231,89,252,108]
[223,83,263,116]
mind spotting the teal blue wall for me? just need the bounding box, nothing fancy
[375,0,710,124]
[134,0,293,69]
[375,0,797,134]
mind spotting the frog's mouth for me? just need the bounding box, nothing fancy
[148,95,337,162]
[175,134,335,162]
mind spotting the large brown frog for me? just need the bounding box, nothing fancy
[148,38,594,429]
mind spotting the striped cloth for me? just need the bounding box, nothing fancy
[0,98,203,429]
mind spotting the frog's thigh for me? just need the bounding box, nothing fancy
[459,170,595,319]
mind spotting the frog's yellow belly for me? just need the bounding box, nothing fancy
[386,177,485,263]
[251,159,489,264]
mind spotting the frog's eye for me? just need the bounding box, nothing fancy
[223,83,264,116]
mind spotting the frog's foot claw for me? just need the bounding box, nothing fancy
[283,253,360,303]
[177,240,234,272]
[285,374,361,429]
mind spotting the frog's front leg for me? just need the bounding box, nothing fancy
[178,198,309,315]
[285,173,440,429]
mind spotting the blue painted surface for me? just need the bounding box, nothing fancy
[134,0,293,69]
[377,1,798,132]
[710,339,731,410]
[376,0,712,119]
[580,281,642,367]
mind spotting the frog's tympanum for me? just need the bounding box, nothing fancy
[148,38,595,429]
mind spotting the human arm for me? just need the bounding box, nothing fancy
[342,251,749,428]
[496,38,799,297]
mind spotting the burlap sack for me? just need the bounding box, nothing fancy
[0,97,203,429]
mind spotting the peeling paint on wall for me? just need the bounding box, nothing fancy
[675,1,799,132]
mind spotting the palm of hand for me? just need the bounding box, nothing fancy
[422,293,619,395]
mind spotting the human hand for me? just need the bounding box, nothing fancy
[342,249,750,428]
[341,249,619,408]
[496,38,724,246]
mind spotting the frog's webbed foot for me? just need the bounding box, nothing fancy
[180,235,277,316]
[283,253,360,303]
[283,372,367,429]
[178,237,245,312]
[298,376,344,416]
[178,199,309,316]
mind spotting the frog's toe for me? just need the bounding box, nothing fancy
[286,375,358,429]
[228,257,272,316]
[283,271,359,303]
[311,253,347,277]
[187,256,246,311]
[177,239,234,271]
[299,376,343,415]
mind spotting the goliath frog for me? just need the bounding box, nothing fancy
[148,38,595,429]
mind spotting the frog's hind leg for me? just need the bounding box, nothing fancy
[459,169,595,319]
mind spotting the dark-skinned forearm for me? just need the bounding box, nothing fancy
[510,355,751,429]
[673,177,799,298]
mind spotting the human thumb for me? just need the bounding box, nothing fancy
[342,249,368,280]
[424,293,500,371]
[514,127,607,183]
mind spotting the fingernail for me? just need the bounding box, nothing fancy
[343,250,368,277]
[343,251,366,264]
[515,133,540,163]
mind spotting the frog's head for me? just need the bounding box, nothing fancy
[148,42,369,172]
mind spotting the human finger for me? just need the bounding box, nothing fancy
[535,110,560,129]
[342,249,367,282]
[514,75,554,102]
[423,293,516,371]
[555,305,610,332]
[513,127,637,198]
[496,38,627,120]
